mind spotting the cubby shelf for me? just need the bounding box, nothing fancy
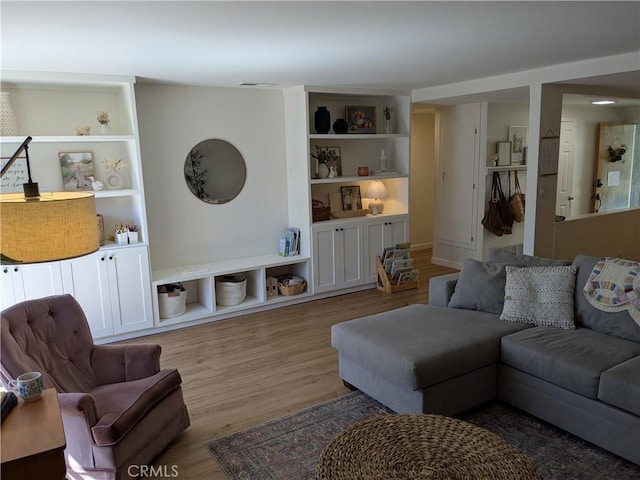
[151,254,311,327]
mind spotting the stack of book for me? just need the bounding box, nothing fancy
[279,228,300,257]
[381,243,419,285]
[1,391,17,424]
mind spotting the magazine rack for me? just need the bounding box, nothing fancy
[375,256,418,293]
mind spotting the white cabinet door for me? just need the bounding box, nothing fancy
[62,246,153,338]
[364,215,408,283]
[1,263,64,310]
[61,251,114,338]
[313,222,363,294]
[106,246,153,334]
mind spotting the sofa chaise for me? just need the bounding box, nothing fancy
[331,251,640,464]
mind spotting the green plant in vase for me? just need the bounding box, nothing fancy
[311,145,339,178]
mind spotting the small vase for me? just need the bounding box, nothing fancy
[105,170,125,190]
[328,166,337,178]
[333,118,348,134]
[314,106,330,134]
[0,92,18,136]
[383,118,392,134]
[358,166,370,176]
[318,163,329,178]
[100,123,110,135]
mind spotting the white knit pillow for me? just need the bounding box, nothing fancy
[501,265,577,329]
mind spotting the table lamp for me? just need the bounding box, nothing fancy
[1,136,99,264]
[366,180,388,215]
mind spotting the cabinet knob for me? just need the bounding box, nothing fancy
[13,267,19,272]
[101,256,106,261]
[3,268,8,274]
[109,255,114,261]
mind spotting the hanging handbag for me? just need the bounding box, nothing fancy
[509,171,525,222]
[495,171,515,234]
[482,172,506,236]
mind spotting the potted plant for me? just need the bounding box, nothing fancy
[311,145,339,178]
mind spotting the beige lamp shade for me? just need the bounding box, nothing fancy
[1,192,99,263]
[365,181,388,215]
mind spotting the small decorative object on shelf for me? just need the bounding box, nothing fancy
[89,176,104,191]
[332,118,348,134]
[357,166,370,176]
[365,180,388,215]
[114,223,139,245]
[75,126,91,136]
[371,149,398,176]
[102,158,128,190]
[383,105,394,134]
[0,91,18,136]
[314,106,330,134]
[97,108,110,135]
[340,185,362,211]
[311,145,340,179]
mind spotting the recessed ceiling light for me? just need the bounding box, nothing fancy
[591,100,617,105]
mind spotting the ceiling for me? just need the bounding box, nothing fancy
[1,1,639,94]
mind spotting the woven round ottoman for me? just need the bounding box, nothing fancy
[316,414,542,480]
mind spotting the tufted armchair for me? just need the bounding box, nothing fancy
[1,294,190,480]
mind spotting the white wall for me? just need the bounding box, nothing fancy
[561,104,630,216]
[136,83,289,270]
[410,111,435,249]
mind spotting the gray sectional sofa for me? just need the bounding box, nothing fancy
[332,251,640,464]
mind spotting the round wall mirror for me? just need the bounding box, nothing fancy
[184,139,246,204]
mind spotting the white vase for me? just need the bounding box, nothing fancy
[318,163,329,178]
[1,92,18,136]
[105,170,125,190]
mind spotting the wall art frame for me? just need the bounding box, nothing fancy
[346,106,376,134]
[59,151,94,191]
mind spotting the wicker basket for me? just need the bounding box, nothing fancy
[96,214,105,246]
[278,279,306,296]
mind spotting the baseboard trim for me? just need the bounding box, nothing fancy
[431,256,462,269]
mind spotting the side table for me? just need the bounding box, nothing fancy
[1,388,67,480]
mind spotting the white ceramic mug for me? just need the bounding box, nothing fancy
[9,371,43,402]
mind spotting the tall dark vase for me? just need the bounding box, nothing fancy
[314,106,330,134]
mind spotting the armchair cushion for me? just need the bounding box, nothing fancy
[91,344,161,385]
[90,369,183,446]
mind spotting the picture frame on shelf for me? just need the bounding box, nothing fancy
[497,142,511,166]
[59,151,94,191]
[508,126,527,165]
[346,106,376,134]
[341,185,362,211]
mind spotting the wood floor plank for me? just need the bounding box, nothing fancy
[119,249,457,479]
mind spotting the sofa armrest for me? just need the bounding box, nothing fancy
[91,344,161,385]
[428,273,460,307]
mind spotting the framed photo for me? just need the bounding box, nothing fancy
[508,126,527,165]
[346,106,376,134]
[341,185,362,211]
[0,157,28,193]
[497,142,511,166]
[59,151,94,191]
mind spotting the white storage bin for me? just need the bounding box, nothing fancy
[158,289,188,319]
[215,274,247,306]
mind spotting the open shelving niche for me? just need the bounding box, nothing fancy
[151,254,310,327]
[0,72,149,248]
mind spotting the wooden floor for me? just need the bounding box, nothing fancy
[126,249,457,479]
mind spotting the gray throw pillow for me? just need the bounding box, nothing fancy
[487,248,571,267]
[501,265,577,329]
[448,258,509,314]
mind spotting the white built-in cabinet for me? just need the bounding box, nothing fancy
[61,247,153,337]
[283,86,411,294]
[364,215,408,283]
[312,221,364,293]
[1,263,64,307]
[0,71,152,340]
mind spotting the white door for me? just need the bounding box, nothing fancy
[556,120,576,218]
[107,246,153,334]
[340,223,364,289]
[61,251,114,338]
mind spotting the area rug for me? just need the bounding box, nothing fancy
[206,391,640,480]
